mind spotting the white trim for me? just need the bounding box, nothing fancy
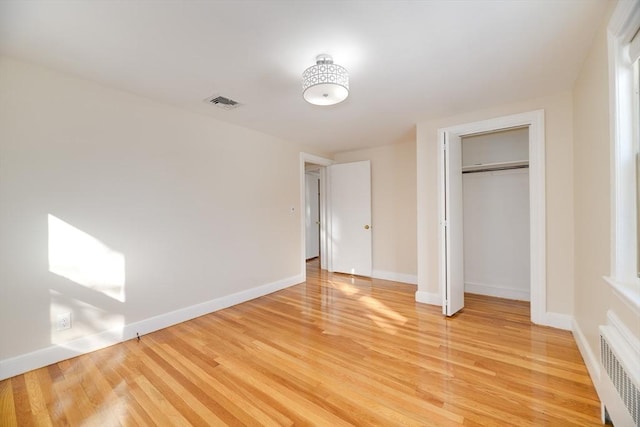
[0,326,125,383]
[464,281,530,302]
[609,0,640,46]
[416,130,431,305]
[540,312,572,331]
[607,309,640,357]
[572,318,602,389]
[573,317,604,426]
[300,153,333,280]
[437,130,447,314]
[319,166,329,271]
[604,276,640,315]
[608,0,640,287]
[428,110,548,325]
[0,274,302,381]
[600,373,636,427]
[415,291,441,305]
[372,270,418,285]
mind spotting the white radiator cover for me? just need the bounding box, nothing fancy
[599,311,640,427]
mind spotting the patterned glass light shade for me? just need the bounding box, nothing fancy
[302,55,349,106]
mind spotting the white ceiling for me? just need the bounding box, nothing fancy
[0,0,609,154]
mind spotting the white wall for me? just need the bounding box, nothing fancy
[572,3,640,376]
[0,56,324,376]
[463,169,530,300]
[462,127,529,166]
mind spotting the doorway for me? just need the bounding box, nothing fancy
[434,110,548,325]
[300,153,332,282]
[304,167,321,261]
[299,153,373,281]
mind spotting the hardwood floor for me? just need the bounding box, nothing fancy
[1,260,600,426]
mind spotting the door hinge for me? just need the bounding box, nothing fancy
[441,220,448,227]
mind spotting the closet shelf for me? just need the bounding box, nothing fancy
[461,160,529,173]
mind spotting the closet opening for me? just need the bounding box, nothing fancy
[433,109,548,324]
[461,127,531,309]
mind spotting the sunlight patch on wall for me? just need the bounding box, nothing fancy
[48,214,126,302]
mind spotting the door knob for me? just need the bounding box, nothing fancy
[364,225,370,230]
[316,221,320,225]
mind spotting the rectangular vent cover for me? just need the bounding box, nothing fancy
[205,95,241,110]
[600,335,639,426]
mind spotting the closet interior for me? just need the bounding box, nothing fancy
[461,127,531,302]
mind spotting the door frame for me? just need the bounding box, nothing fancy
[300,153,333,281]
[436,110,546,325]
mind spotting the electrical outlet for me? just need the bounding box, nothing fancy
[56,312,72,331]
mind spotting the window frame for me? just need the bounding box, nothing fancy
[606,0,640,311]
[635,59,640,279]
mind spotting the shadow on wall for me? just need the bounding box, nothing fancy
[47,214,125,350]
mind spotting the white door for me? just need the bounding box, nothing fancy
[305,173,320,259]
[443,135,465,315]
[328,161,372,276]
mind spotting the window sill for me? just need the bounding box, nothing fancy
[604,276,640,315]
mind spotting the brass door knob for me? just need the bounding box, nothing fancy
[364,225,370,230]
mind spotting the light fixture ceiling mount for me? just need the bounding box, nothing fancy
[302,54,349,106]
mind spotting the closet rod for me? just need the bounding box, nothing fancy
[462,164,529,174]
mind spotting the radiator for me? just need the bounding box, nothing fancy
[599,312,640,427]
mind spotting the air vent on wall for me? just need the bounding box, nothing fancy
[205,95,241,110]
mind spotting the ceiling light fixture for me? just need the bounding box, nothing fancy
[302,54,349,106]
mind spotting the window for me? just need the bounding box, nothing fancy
[607,0,640,308]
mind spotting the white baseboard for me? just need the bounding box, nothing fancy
[572,318,602,390]
[0,326,127,382]
[539,311,573,330]
[0,274,303,381]
[121,274,302,341]
[372,270,418,285]
[415,290,441,305]
[465,281,530,301]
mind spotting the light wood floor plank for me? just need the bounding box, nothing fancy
[0,259,601,425]
[11,374,35,426]
[0,376,18,427]
[23,371,53,427]
[152,339,285,426]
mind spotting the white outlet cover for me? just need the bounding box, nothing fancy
[56,312,72,331]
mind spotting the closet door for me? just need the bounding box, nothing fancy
[443,134,465,316]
